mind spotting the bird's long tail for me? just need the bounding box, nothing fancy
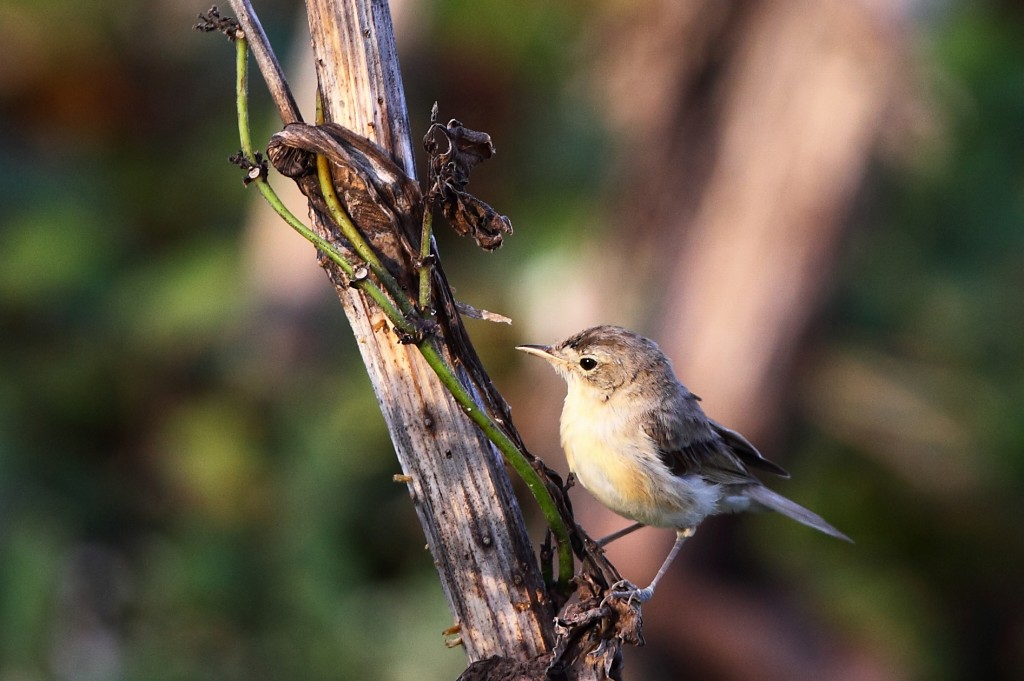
[744,485,852,542]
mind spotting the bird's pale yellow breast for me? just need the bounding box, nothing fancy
[559,383,665,524]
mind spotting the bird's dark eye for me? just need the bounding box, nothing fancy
[579,357,598,371]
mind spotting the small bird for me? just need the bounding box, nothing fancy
[517,325,850,603]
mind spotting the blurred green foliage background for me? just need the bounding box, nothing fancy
[1,1,1022,680]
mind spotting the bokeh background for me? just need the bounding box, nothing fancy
[2,1,1022,679]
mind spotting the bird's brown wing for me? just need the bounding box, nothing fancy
[708,419,790,478]
[662,436,757,486]
[642,398,755,485]
[642,388,790,483]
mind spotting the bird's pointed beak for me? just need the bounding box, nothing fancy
[515,343,558,363]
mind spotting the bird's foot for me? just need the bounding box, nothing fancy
[603,579,654,607]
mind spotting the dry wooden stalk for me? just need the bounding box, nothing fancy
[302,0,553,663]
[224,0,635,678]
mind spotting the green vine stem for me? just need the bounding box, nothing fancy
[312,95,419,319]
[234,35,415,337]
[233,32,573,591]
[418,210,434,312]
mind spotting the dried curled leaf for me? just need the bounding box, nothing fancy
[440,186,512,251]
[424,108,513,251]
[429,117,496,187]
[193,6,242,40]
[266,122,423,280]
[267,122,421,229]
[543,570,639,680]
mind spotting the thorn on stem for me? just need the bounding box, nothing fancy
[349,265,370,287]
[415,253,436,271]
[442,623,463,649]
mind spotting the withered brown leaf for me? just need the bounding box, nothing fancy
[424,108,513,251]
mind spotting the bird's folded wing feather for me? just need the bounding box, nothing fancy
[642,399,754,485]
[641,390,792,484]
[707,419,790,478]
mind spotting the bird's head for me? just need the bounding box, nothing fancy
[516,325,671,397]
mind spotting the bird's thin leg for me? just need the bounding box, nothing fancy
[597,522,645,547]
[609,526,695,604]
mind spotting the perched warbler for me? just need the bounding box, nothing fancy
[517,325,850,603]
